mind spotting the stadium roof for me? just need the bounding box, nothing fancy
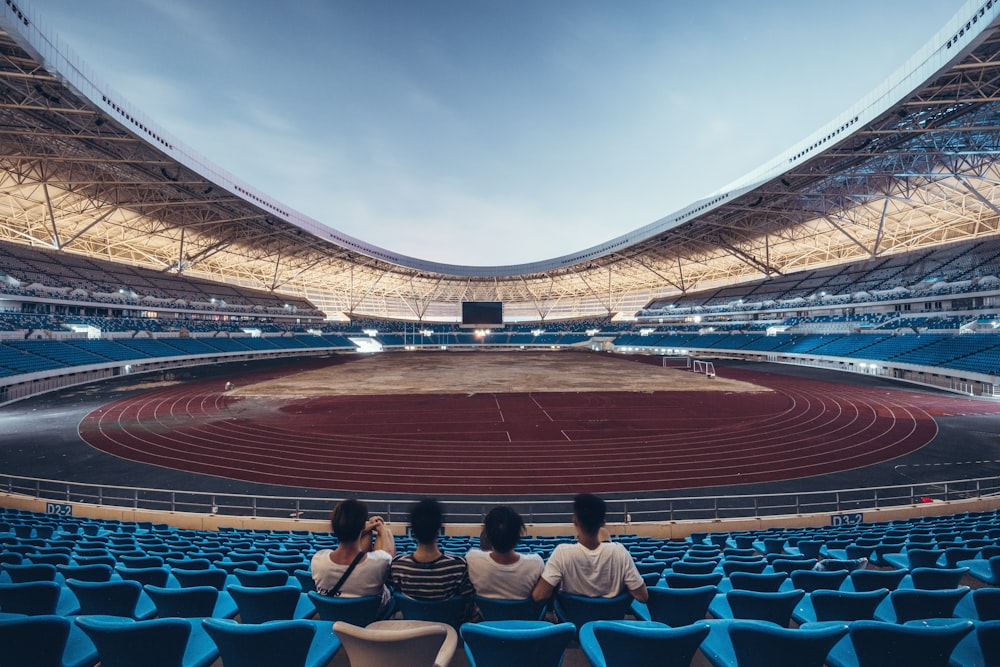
[1,1,1000,321]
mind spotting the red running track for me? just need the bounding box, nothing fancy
[77,361,997,495]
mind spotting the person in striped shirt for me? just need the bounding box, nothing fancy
[389,497,476,620]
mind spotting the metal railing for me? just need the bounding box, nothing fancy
[3,473,999,525]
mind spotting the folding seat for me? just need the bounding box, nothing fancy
[2,561,57,582]
[792,588,890,624]
[215,559,261,574]
[227,584,315,623]
[883,548,945,570]
[234,567,288,587]
[631,584,717,627]
[74,615,218,667]
[789,539,824,559]
[847,568,908,592]
[874,586,970,623]
[709,589,805,628]
[115,565,171,588]
[724,572,786,593]
[172,567,229,590]
[672,560,717,575]
[663,572,724,589]
[0,580,61,615]
[144,584,239,619]
[166,557,212,571]
[293,569,316,592]
[204,617,342,667]
[906,566,968,590]
[961,554,1000,585]
[721,560,767,576]
[769,558,817,575]
[119,555,165,569]
[57,563,113,584]
[700,618,847,667]
[463,620,576,667]
[824,618,973,667]
[0,614,99,667]
[579,620,709,667]
[942,547,980,568]
[65,578,158,620]
[27,552,72,567]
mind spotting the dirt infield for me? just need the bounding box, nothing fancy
[231,351,766,397]
[78,352,952,494]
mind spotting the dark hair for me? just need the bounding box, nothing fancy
[483,505,524,553]
[573,493,606,535]
[410,497,443,544]
[330,498,368,542]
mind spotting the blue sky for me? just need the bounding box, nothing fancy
[37,0,965,266]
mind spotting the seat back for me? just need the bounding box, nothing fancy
[554,591,633,630]
[581,620,709,667]
[228,584,302,623]
[58,563,113,583]
[906,548,945,569]
[0,614,71,666]
[909,566,968,590]
[974,588,1000,621]
[462,620,575,667]
[0,580,61,615]
[730,619,848,667]
[334,620,456,667]
[67,578,142,618]
[234,567,288,587]
[308,591,383,625]
[644,585,717,627]
[976,619,1000,666]
[849,568,907,592]
[721,560,768,576]
[663,572,723,589]
[202,618,315,667]
[474,596,546,622]
[2,562,57,582]
[725,589,804,627]
[393,592,467,628]
[809,588,889,622]
[671,561,716,575]
[847,619,973,667]
[75,615,191,667]
[145,584,220,618]
[789,569,849,592]
[888,587,970,623]
[116,565,171,587]
[727,572,787,592]
[172,567,228,590]
[293,569,316,592]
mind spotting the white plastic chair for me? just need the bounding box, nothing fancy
[333,619,457,667]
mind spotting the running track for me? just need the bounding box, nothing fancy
[77,358,1000,496]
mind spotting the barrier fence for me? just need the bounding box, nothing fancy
[3,473,1000,525]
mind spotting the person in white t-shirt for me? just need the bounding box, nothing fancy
[466,505,544,600]
[531,493,648,603]
[311,498,395,611]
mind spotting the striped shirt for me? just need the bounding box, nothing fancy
[389,552,475,601]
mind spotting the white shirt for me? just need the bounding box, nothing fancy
[466,549,544,599]
[311,549,392,599]
[540,542,644,598]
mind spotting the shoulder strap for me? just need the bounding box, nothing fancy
[329,551,366,597]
